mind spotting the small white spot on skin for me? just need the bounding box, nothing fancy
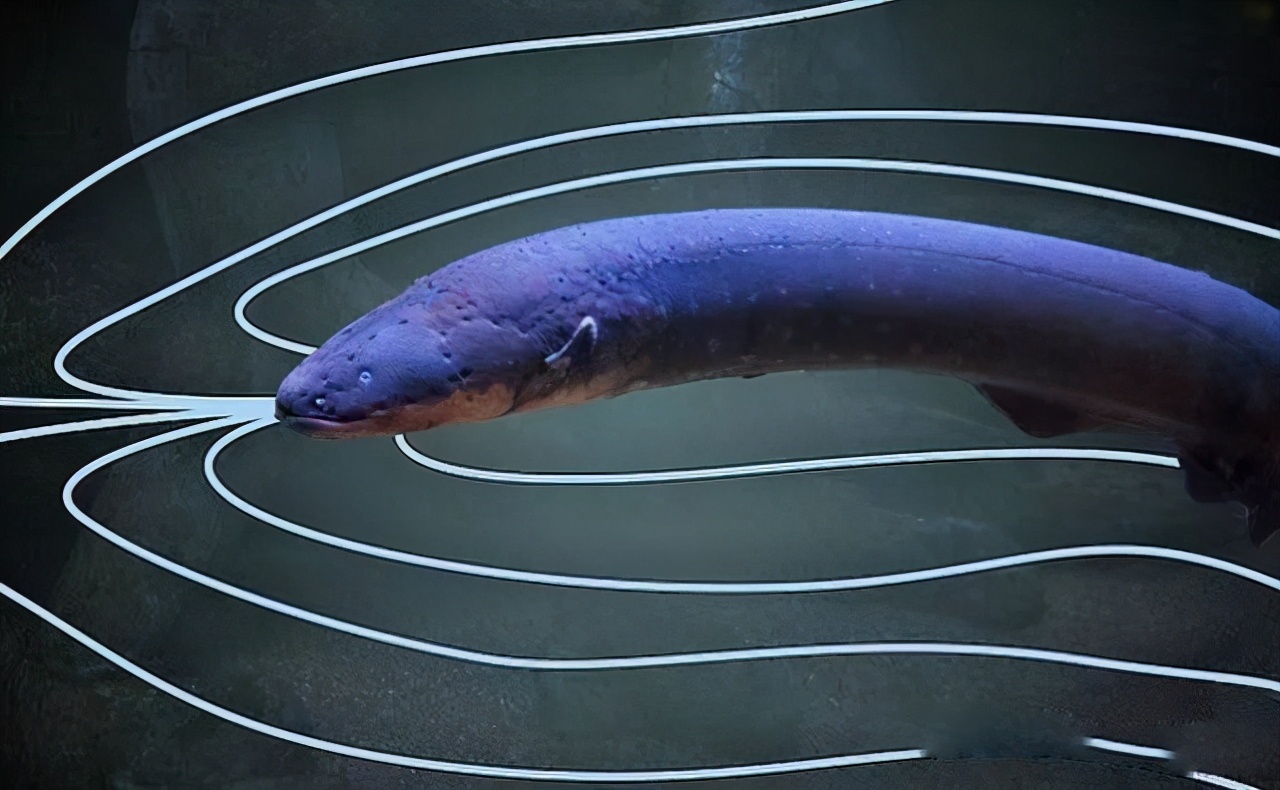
[314,397,326,407]
[708,338,721,353]
[359,371,372,384]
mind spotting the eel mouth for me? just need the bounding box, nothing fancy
[274,403,410,439]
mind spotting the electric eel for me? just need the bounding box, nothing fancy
[275,209,1280,544]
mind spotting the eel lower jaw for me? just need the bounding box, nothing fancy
[276,413,361,439]
[275,403,433,439]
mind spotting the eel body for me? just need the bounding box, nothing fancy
[275,209,1280,543]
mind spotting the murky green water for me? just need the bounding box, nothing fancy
[2,1,1277,788]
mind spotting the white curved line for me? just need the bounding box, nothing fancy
[25,104,1280,387]
[1082,737,1174,760]
[237,155,1280,354]
[2,0,1271,778]
[1189,772,1266,790]
[27,109,1276,398]
[224,107,1280,351]
[0,397,173,410]
[0,583,929,781]
[1079,741,1273,790]
[1,0,1268,419]
[0,0,897,264]
[4,571,1268,785]
[0,411,211,445]
[1079,738,1272,790]
[208,421,1280,595]
[397,434,1179,485]
[59,419,1280,692]
[1,587,1266,786]
[35,2,902,404]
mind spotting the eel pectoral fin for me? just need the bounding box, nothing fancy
[545,316,598,370]
[975,383,1110,438]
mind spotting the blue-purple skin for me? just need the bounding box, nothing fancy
[276,209,1280,544]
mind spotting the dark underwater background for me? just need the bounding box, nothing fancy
[2,2,1278,788]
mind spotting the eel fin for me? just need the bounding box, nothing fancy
[976,383,1109,439]
[1178,445,1279,546]
[1239,457,1279,546]
[545,316,598,370]
[1177,447,1236,504]
[1247,496,1278,546]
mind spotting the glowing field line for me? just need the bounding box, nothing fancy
[0,397,175,410]
[228,108,1280,352]
[0,412,208,445]
[397,435,1179,485]
[1082,737,1175,760]
[208,423,1278,595]
[1189,772,1267,790]
[0,580,1263,787]
[0,585,928,782]
[28,2,897,405]
[0,0,1272,779]
[31,416,1276,785]
[237,156,1280,354]
[63,419,1280,690]
[19,113,1275,404]
[0,0,898,263]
